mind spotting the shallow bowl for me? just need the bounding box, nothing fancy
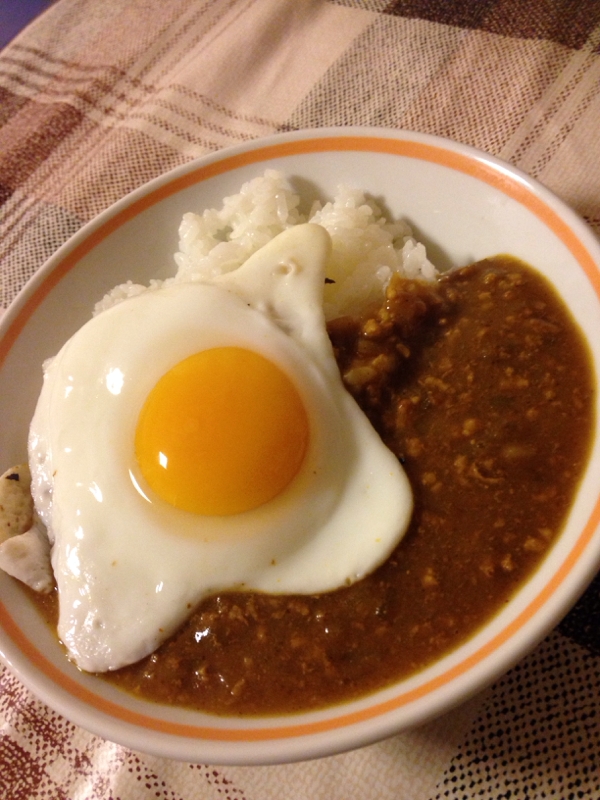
[1,127,599,765]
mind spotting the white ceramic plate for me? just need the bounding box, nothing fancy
[1,127,600,765]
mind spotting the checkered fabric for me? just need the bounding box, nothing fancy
[1,1,599,797]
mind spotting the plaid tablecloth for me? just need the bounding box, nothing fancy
[1,1,600,797]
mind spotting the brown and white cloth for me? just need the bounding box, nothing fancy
[1,1,600,797]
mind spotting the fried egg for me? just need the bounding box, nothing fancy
[28,224,412,673]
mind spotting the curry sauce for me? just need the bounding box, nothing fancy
[33,256,596,715]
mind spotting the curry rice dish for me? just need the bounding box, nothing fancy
[30,254,595,715]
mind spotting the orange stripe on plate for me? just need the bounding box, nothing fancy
[1,133,600,742]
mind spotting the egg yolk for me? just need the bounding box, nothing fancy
[135,347,309,516]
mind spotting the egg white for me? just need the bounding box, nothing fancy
[29,224,412,672]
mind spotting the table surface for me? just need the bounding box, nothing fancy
[0,1,599,798]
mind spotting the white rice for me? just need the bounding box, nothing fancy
[96,170,436,319]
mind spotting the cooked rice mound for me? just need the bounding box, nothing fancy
[96,170,436,318]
